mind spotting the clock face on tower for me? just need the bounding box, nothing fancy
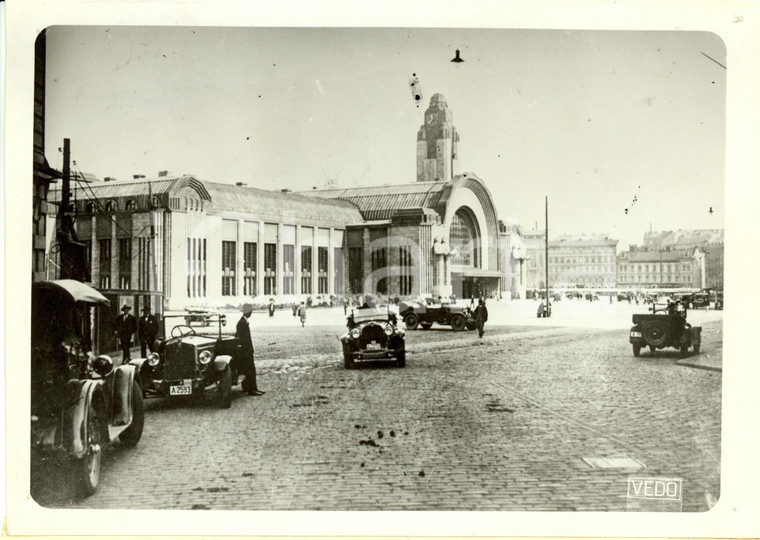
[426,112,437,125]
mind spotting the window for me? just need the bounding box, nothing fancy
[151,195,161,208]
[334,247,344,294]
[371,247,387,294]
[85,201,96,214]
[264,243,277,295]
[118,238,131,289]
[98,239,111,287]
[243,242,257,296]
[137,237,150,289]
[348,247,363,294]
[283,245,295,294]
[104,200,116,212]
[301,246,312,294]
[125,199,136,211]
[222,241,236,296]
[318,247,329,294]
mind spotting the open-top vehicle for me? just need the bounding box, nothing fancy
[31,280,144,498]
[629,301,702,358]
[131,313,240,408]
[341,307,406,369]
[398,298,475,331]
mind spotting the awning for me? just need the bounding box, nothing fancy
[35,280,110,305]
[452,267,503,279]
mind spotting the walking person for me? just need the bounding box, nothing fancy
[114,304,137,362]
[267,298,276,317]
[297,301,307,327]
[236,303,264,396]
[474,298,488,338]
[138,306,159,357]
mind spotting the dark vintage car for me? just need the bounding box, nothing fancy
[340,307,406,369]
[629,301,702,358]
[687,292,711,309]
[131,314,240,408]
[398,299,475,331]
[31,280,144,497]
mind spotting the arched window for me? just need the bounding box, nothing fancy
[449,208,480,268]
[85,201,96,214]
[152,195,161,208]
[125,199,136,211]
[104,200,116,212]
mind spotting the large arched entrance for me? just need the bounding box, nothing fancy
[449,206,486,299]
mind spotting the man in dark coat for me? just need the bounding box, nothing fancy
[114,304,137,362]
[138,306,159,357]
[474,298,488,339]
[235,303,264,396]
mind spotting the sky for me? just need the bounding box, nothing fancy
[44,26,726,251]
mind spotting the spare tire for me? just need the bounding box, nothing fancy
[642,321,668,347]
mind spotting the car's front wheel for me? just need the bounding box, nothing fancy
[404,313,419,330]
[450,314,466,332]
[119,380,144,447]
[219,365,232,409]
[396,350,406,368]
[343,342,356,369]
[632,344,641,357]
[680,344,689,358]
[77,400,104,497]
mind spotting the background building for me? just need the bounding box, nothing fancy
[548,234,618,289]
[643,229,723,289]
[616,245,706,289]
[521,228,546,290]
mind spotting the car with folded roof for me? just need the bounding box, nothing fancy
[341,307,406,369]
[629,301,701,358]
[398,297,475,331]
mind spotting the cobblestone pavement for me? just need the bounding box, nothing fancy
[35,319,722,512]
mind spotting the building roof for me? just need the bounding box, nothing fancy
[51,175,363,226]
[302,181,450,221]
[549,235,618,248]
[620,248,696,262]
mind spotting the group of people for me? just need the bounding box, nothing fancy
[113,304,158,363]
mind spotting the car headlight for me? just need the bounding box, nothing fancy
[350,328,361,339]
[384,323,393,335]
[199,350,212,365]
[147,352,160,367]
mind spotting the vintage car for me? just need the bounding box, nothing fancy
[398,299,475,331]
[340,307,406,369]
[31,280,144,497]
[184,307,213,326]
[629,301,702,358]
[131,314,240,408]
[687,292,711,309]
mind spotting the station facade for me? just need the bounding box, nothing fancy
[48,94,522,308]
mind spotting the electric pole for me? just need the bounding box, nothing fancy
[545,196,550,317]
[56,138,89,281]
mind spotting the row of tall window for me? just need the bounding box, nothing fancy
[619,263,692,272]
[84,196,161,214]
[347,246,414,295]
[550,254,615,264]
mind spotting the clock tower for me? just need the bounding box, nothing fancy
[416,93,460,182]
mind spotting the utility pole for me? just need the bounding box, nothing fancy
[56,138,89,281]
[545,196,550,317]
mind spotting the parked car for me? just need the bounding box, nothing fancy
[131,314,239,408]
[31,280,144,497]
[688,292,711,309]
[629,301,701,358]
[398,299,475,331]
[184,308,212,326]
[714,292,723,310]
[341,307,406,369]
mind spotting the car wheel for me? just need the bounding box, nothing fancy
[450,314,466,331]
[396,350,406,368]
[642,322,668,347]
[693,343,701,354]
[404,313,419,330]
[77,400,103,497]
[344,353,355,369]
[420,323,432,330]
[119,381,144,447]
[632,344,641,357]
[466,321,477,331]
[680,344,689,358]
[219,365,232,409]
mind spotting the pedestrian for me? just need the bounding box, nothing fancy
[292,302,298,317]
[343,297,348,315]
[297,301,307,327]
[267,298,276,317]
[114,304,137,362]
[474,298,488,338]
[138,306,159,358]
[235,303,264,396]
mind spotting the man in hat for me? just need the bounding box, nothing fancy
[114,304,137,362]
[138,306,159,357]
[235,303,264,396]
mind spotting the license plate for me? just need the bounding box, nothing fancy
[367,342,381,350]
[170,384,192,395]
[630,331,642,338]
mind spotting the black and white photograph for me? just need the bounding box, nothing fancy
[6,0,760,537]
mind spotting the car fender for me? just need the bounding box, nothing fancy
[112,364,137,428]
[213,354,232,371]
[62,379,105,459]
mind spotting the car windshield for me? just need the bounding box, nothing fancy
[351,307,391,323]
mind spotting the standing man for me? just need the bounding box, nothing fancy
[268,298,276,317]
[138,306,159,357]
[114,304,137,362]
[474,298,488,339]
[297,301,307,327]
[236,303,264,396]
